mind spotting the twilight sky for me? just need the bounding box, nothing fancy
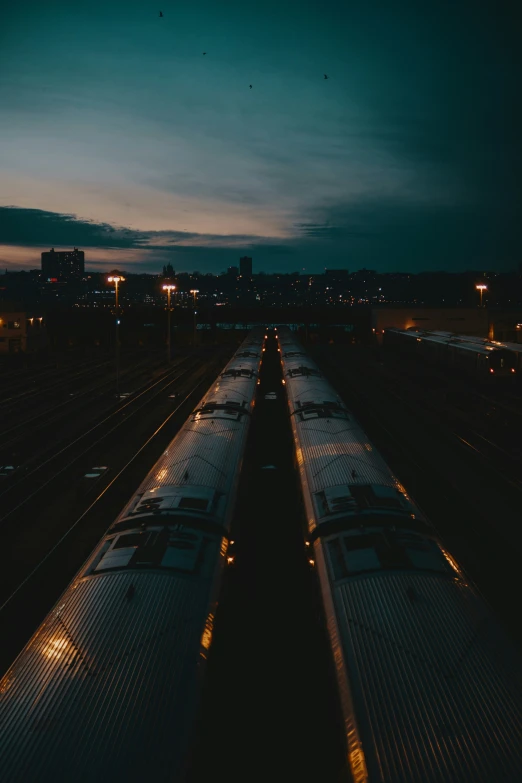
[1,0,520,274]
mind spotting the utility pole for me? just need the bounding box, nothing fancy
[190,289,199,347]
[108,274,125,397]
[476,283,487,308]
[162,284,176,362]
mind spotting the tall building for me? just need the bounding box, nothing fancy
[41,248,85,280]
[239,256,252,279]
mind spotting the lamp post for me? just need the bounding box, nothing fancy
[108,274,125,397]
[162,284,176,362]
[190,289,199,346]
[476,284,487,308]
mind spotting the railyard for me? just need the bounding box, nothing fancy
[1,331,522,781]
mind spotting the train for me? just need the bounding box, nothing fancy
[384,327,517,379]
[278,328,522,783]
[426,330,522,375]
[0,332,262,782]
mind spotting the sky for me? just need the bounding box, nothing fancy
[1,0,520,275]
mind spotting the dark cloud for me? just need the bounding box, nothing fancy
[0,206,149,248]
[0,206,291,252]
[294,222,380,239]
[2,198,520,274]
[0,206,295,273]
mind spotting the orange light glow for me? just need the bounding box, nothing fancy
[349,746,369,783]
[440,546,463,575]
[43,636,72,661]
[200,612,215,652]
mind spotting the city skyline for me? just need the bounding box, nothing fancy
[1,1,521,274]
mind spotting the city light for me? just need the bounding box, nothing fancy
[475,283,487,307]
[162,284,176,362]
[190,289,199,345]
[107,274,125,396]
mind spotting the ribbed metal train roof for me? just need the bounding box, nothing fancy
[298,417,396,493]
[330,567,522,783]
[281,330,522,782]
[0,332,263,781]
[0,569,217,782]
[141,419,241,493]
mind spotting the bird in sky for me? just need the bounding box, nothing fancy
[159,10,163,17]
[249,84,252,89]
[324,74,329,80]
[203,52,206,55]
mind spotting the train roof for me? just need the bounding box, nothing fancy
[0,567,217,781]
[332,565,522,782]
[279,331,522,781]
[388,328,515,357]
[280,334,426,533]
[0,331,262,781]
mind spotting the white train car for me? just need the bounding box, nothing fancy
[279,329,522,783]
[0,332,262,782]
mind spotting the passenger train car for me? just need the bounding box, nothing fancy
[418,330,522,376]
[0,332,262,782]
[384,327,517,379]
[278,329,522,783]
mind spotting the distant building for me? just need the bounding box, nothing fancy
[239,256,252,279]
[0,311,48,354]
[227,266,239,277]
[325,269,349,282]
[41,248,85,281]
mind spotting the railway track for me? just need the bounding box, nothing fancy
[0,348,233,675]
[0,356,201,524]
[0,353,179,455]
[0,354,116,405]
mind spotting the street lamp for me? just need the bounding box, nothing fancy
[190,289,199,346]
[476,284,487,307]
[162,284,176,362]
[108,274,125,397]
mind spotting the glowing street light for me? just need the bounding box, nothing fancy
[476,283,487,307]
[107,274,125,397]
[190,289,199,346]
[108,274,125,310]
[162,284,176,362]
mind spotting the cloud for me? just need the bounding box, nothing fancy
[0,206,295,273]
[0,205,292,252]
[294,221,380,239]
